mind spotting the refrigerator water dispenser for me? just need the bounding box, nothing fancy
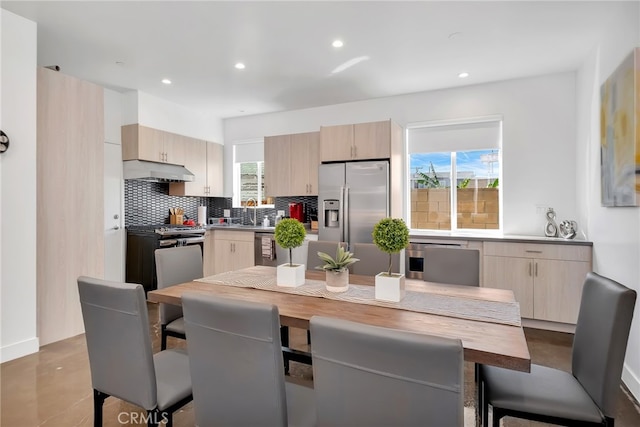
[323,200,340,228]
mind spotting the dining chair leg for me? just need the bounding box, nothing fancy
[93,389,107,427]
[160,325,168,351]
[492,407,502,427]
[476,372,482,427]
[280,326,290,374]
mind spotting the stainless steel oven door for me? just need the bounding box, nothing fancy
[406,244,425,279]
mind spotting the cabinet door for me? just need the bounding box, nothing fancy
[203,231,215,276]
[320,124,353,162]
[231,240,255,270]
[354,120,391,160]
[138,125,165,162]
[534,259,589,323]
[483,256,534,318]
[206,142,224,196]
[289,132,319,195]
[213,239,234,274]
[163,130,185,166]
[181,137,208,196]
[264,134,291,197]
[306,131,319,195]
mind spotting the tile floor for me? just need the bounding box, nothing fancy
[1,303,639,426]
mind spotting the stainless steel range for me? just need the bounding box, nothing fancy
[126,225,206,291]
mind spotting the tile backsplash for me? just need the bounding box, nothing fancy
[124,180,318,227]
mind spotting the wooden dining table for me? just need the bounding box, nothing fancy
[148,266,531,372]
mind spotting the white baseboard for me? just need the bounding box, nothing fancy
[522,318,576,334]
[0,337,39,363]
[622,363,640,404]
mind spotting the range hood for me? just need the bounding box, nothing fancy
[123,160,195,182]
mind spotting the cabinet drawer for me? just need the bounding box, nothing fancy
[213,230,255,242]
[483,241,591,262]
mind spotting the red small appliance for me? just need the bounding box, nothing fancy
[288,202,304,223]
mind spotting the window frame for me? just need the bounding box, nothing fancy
[405,116,503,234]
[232,141,273,208]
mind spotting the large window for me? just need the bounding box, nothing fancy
[407,118,502,231]
[233,141,272,207]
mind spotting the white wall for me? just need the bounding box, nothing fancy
[576,2,640,402]
[0,10,38,362]
[122,90,224,143]
[224,72,578,236]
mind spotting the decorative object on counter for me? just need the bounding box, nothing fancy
[274,218,306,287]
[316,244,359,292]
[197,205,207,226]
[544,208,558,237]
[0,130,10,153]
[558,220,578,239]
[263,215,270,227]
[170,207,184,225]
[372,218,409,302]
[600,47,639,207]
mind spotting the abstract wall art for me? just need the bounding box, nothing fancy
[600,47,640,207]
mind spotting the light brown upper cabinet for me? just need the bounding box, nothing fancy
[122,124,185,165]
[264,131,319,197]
[169,140,223,197]
[320,119,399,162]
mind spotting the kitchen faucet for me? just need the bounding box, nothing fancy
[244,198,258,226]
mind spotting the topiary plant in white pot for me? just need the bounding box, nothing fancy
[372,217,409,301]
[274,218,306,287]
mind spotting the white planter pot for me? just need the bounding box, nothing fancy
[277,263,306,287]
[325,270,349,292]
[375,273,406,302]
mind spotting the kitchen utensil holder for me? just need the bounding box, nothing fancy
[170,214,184,225]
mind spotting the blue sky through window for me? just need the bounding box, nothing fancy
[410,150,499,178]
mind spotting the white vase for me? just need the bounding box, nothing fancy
[374,272,406,302]
[325,270,349,292]
[277,263,305,287]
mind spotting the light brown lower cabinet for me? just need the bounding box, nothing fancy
[483,242,592,324]
[213,230,255,274]
[203,230,215,276]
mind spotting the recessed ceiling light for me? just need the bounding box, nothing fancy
[235,63,246,70]
[458,72,469,78]
[161,78,172,85]
[332,40,344,48]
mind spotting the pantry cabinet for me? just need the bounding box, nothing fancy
[213,230,255,274]
[320,119,399,162]
[483,242,592,324]
[264,131,319,197]
[122,124,185,165]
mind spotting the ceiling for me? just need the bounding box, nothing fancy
[1,1,627,119]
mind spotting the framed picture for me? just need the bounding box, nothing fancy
[600,47,640,207]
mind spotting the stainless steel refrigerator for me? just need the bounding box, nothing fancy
[318,161,389,246]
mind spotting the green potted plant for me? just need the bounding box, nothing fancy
[316,244,359,292]
[372,217,409,301]
[274,218,307,287]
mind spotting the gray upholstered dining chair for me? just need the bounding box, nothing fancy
[310,315,464,426]
[77,276,192,427]
[155,245,203,350]
[182,292,317,427]
[306,240,347,271]
[350,242,400,276]
[479,272,636,427]
[423,246,480,286]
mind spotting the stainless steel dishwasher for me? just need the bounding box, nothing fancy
[254,232,279,266]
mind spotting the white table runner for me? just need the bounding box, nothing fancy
[196,267,521,327]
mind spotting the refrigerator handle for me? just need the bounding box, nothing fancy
[343,186,349,246]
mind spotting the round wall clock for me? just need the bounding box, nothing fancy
[0,130,9,153]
